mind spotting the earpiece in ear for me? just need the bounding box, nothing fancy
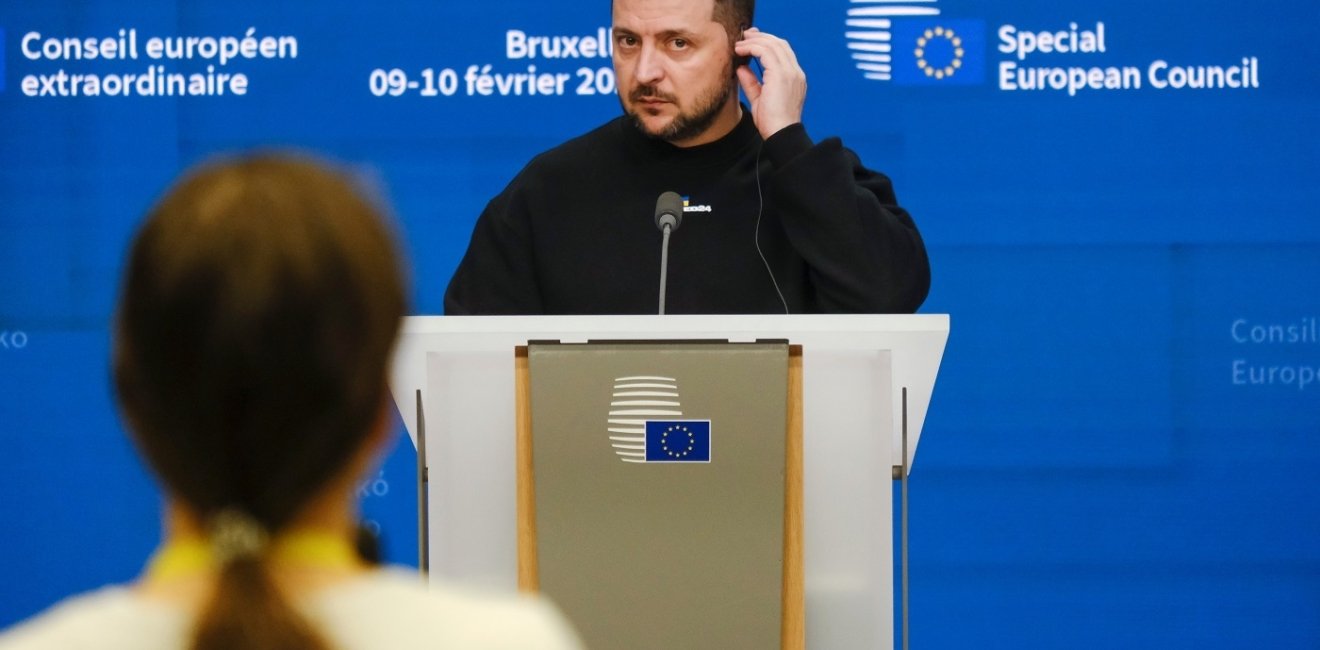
[735,23,751,67]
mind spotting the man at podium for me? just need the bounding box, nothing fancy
[445,0,930,315]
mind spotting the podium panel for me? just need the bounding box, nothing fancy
[393,314,948,649]
[521,342,792,650]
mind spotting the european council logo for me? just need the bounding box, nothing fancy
[606,375,712,464]
[844,0,984,85]
[845,0,940,81]
[892,19,985,85]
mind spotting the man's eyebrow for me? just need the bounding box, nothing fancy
[656,29,702,41]
[611,27,703,40]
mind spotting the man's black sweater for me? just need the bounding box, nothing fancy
[444,111,930,314]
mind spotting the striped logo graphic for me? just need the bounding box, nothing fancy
[845,0,941,81]
[845,0,985,85]
[607,375,684,464]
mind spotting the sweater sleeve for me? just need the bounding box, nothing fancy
[443,182,544,315]
[761,124,931,314]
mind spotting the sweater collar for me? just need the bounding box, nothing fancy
[619,104,761,169]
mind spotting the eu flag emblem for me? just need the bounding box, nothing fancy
[644,420,712,463]
[891,19,985,86]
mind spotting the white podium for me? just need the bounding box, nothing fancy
[389,314,948,650]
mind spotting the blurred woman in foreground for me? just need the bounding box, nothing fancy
[0,155,581,650]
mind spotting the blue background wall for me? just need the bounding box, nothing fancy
[2,0,1317,646]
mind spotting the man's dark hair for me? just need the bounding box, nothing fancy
[612,0,752,40]
[713,0,755,40]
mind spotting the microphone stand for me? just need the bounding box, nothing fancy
[658,223,673,315]
[653,191,684,315]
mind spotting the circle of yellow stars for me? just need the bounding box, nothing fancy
[914,26,964,80]
[660,425,696,459]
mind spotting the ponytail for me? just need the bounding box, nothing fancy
[191,510,328,650]
[193,556,328,650]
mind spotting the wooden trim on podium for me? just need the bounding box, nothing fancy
[515,343,804,648]
[783,346,805,650]
[515,346,538,592]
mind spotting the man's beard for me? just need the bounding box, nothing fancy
[622,77,735,144]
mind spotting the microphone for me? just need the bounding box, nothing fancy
[654,191,684,314]
[655,191,684,233]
